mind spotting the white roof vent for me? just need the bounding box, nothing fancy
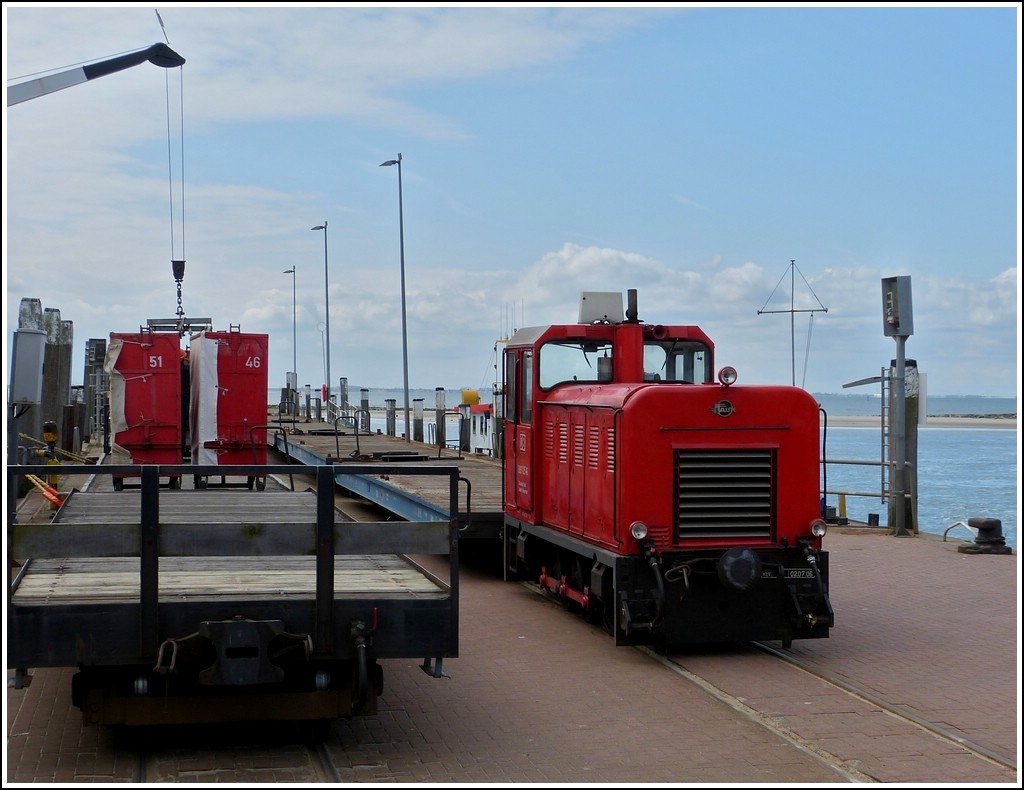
[578,292,623,324]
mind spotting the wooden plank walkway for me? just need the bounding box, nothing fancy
[13,555,447,606]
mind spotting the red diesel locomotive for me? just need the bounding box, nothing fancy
[501,290,834,648]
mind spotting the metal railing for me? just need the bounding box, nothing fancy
[821,456,894,523]
[427,411,466,459]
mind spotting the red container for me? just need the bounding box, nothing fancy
[105,330,184,488]
[189,328,269,487]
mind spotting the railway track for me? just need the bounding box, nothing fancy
[747,641,1017,774]
[122,720,341,782]
[523,581,1018,783]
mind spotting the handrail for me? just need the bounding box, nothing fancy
[821,459,914,505]
[277,399,298,433]
[351,409,371,457]
[428,411,466,459]
[331,411,366,460]
[249,425,292,490]
[942,520,977,543]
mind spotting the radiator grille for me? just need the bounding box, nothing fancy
[675,448,775,539]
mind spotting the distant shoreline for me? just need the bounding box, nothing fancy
[825,414,1016,429]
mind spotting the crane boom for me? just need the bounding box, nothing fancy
[7,42,185,106]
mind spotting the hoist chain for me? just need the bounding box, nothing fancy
[172,260,186,318]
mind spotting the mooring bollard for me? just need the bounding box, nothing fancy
[957,517,1013,555]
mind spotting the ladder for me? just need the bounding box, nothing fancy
[879,367,891,503]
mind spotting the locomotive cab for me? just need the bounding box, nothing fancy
[501,289,834,650]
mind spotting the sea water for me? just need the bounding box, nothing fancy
[822,426,1017,550]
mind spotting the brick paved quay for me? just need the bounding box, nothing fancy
[5,448,1020,785]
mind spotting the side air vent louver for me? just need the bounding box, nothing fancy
[675,448,775,539]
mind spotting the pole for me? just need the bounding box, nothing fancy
[290,266,297,417]
[905,360,919,535]
[311,222,331,415]
[283,266,297,405]
[291,266,297,384]
[790,260,796,386]
[890,336,910,537]
[397,155,411,442]
[323,224,331,410]
[381,154,411,442]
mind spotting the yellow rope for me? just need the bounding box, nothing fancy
[18,433,93,464]
[23,474,64,506]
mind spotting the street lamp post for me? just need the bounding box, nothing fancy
[379,153,410,442]
[317,323,327,385]
[282,266,297,414]
[310,222,330,417]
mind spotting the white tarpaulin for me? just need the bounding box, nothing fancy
[102,337,129,435]
[189,332,221,465]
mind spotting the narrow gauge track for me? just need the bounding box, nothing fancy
[522,581,1018,782]
[121,721,341,782]
[745,641,1017,773]
[639,636,1018,781]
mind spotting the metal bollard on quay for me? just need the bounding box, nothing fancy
[956,517,1014,555]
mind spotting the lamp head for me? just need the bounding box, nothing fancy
[311,224,326,231]
[146,43,186,68]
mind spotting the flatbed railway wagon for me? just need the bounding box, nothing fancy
[7,461,459,727]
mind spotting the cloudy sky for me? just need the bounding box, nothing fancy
[3,3,1019,400]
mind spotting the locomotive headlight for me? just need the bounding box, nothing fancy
[629,521,649,540]
[810,519,828,538]
[717,366,738,386]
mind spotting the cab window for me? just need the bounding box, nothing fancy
[538,339,613,389]
[643,340,712,383]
